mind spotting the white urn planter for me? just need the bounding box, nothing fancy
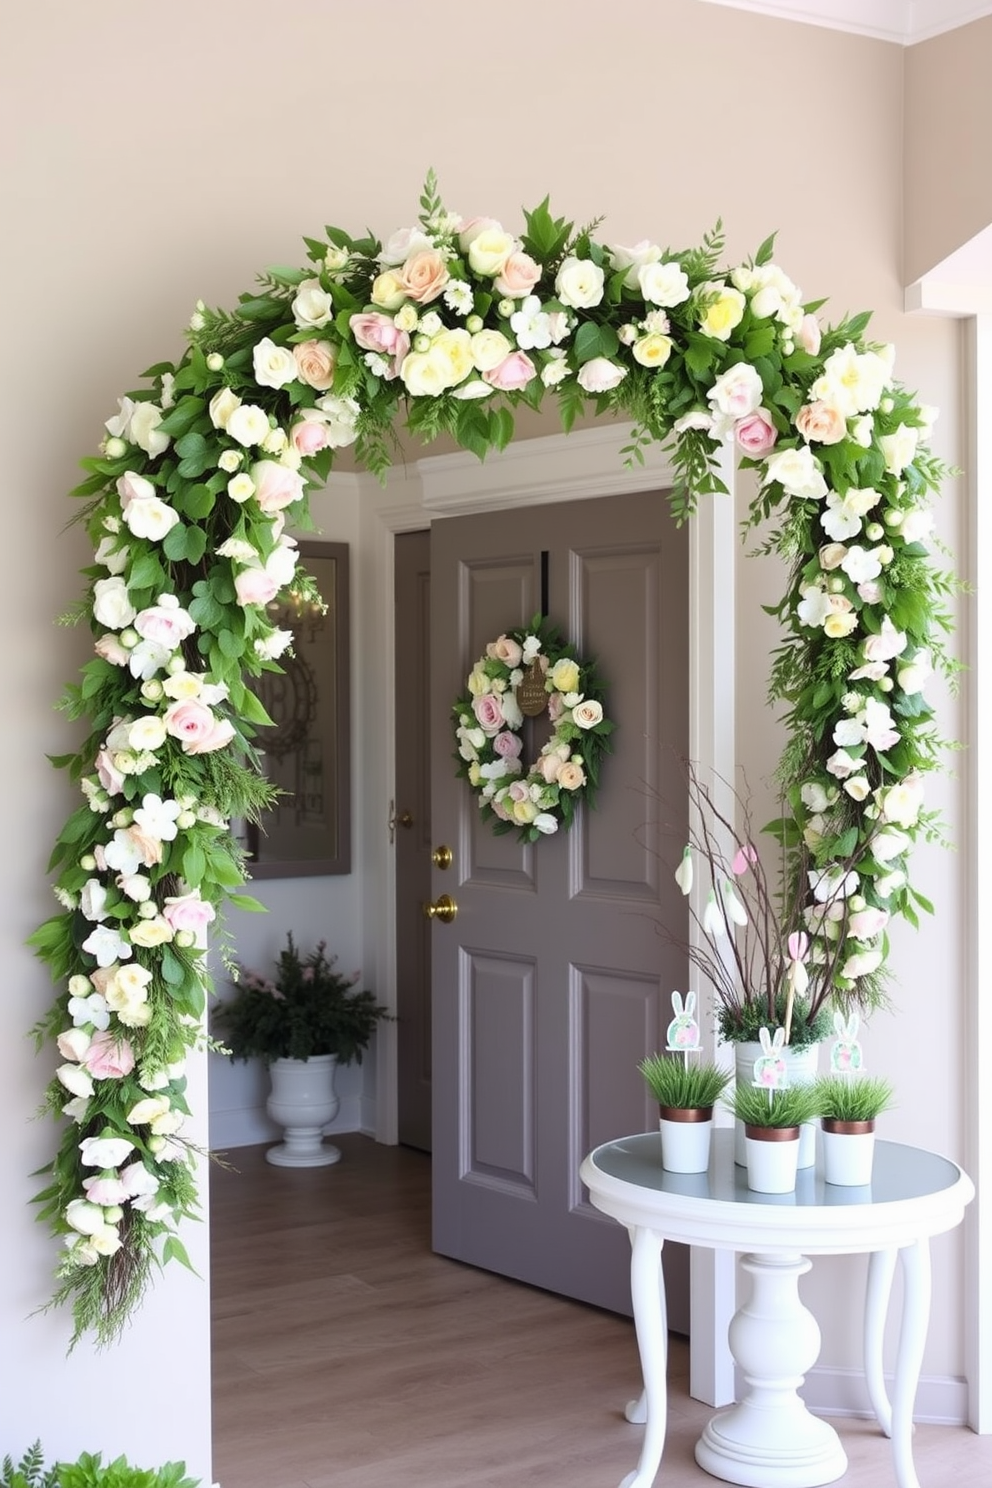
[734,1040,820,1168]
[266,1054,341,1167]
[658,1107,714,1174]
[744,1125,801,1194]
[821,1119,876,1186]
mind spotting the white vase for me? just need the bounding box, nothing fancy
[821,1120,876,1185]
[733,1040,820,1168]
[658,1108,713,1174]
[265,1054,341,1167]
[744,1126,801,1194]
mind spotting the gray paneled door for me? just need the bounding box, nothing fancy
[429,489,690,1317]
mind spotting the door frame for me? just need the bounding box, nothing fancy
[350,421,738,1405]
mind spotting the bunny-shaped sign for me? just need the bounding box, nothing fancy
[752,1026,789,1089]
[666,991,701,1052]
[830,1012,864,1074]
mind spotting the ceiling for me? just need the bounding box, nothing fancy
[696,0,992,43]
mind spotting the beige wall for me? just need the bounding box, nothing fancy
[905,16,992,281]
[1,0,974,1475]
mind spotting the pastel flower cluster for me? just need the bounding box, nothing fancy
[32,172,952,1347]
[452,620,614,842]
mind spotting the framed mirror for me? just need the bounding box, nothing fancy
[243,540,351,877]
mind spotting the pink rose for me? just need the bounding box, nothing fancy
[577,357,627,394]
[458,217,501,252]
[95,747,125,796]
[290,414,333,455]
[486,634,523,667]
[348,313,410,380]
[506,780,530,803]
[164,698,221,748]
[735,409,778,458]
[83,1175,130,1205]
[472,693,505,734]
[796,401,847,446]
[398,250,449,304]
[538,753,563,784]
[133,596,196,648]
[493,730,523,760]
[95,634,129,666]
[83,1030,136,1079]
[494,251,542,299]
[547,692,564,723]
[125,823,163,867]
[235,567,279,607]
[163,891,217,934]
[483,351,538,392]
[185,717,236,755]
[293,340,337,391]
[799,314,822,356]
[249,460,305,514]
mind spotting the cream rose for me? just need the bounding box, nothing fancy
[370,271,406,311]
[470,329,513,372]
[398,249,449,304]
[253,337,298,389]
[93,577,137,630]
[550,658,580,693]
[468,229,516,277]
[557,761,586,791]
[697,283,746,340]
[571,699,603,729]
[555,256,605,309]
[795,401,847,446]
[638,260,690,308]
[293,339,337,391]
[291,278,333,328]
[632,332,674,369]
[209,387,241,430]
[226,404,271,447]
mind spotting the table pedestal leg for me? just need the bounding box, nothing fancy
[695,1253,847,1488]
[617,1226,668,1488]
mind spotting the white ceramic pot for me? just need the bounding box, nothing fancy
[658,1107,713,1174]
[266,1053,341,1167]
[744,1126,801,1194]
[821,1119,876,1186]
[734,1040,820,1168]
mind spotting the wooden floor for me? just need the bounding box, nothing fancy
[211,1135,990,1488]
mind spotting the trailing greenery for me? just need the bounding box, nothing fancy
[815,1073,894,1122]
[1,1446,197,1488]
[638,1053,731,1110]
[729,1081,821,1129]
[213,934,390,1065]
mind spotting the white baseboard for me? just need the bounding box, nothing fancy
[800,1364,969,1426]
[208,1093,364,1151]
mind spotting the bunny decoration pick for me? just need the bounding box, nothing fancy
[666,991,701,1054]
[830,1012,864,1074]
[752,1026,789,1090]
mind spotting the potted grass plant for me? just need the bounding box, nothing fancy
[0,1442,198,1488]
[815,1073,895,1185]
[639,1052,732,1173]
[729,1080,822,1194]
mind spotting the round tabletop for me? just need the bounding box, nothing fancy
[580,1130,974,1254]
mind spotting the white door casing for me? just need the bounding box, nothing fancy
[353,423,738,1407]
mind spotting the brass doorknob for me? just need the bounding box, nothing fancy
[432,844,453,870]
[423,893,458,924]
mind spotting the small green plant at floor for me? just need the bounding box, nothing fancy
[729,1081,821,1130]
[815,1074,895,1123]
[638,1054,731,1111]
[1,1445,198,1488]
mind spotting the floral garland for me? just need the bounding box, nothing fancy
[452,617,614,842]
[30,169,952,1347]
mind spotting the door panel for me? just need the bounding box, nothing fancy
[430,489,690,1320]
[394,530,433,1152]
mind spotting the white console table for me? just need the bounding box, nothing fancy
[579,1131,973,1488]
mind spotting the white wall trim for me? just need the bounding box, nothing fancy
[353,423,736,1404]
[802,1365,968,1425]
[693,0,992,43]
[964,314,992,1433]
[905,280,992,317]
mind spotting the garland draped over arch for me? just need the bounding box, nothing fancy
[29,171,953,1345]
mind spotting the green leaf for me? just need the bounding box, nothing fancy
[227,893,268,913]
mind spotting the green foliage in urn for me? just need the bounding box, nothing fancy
[638,1053,731,1111]
[717,992,833,1051]
[730,1081,821,1130]
[214,934,390,1065]
[814,1073,894,1122]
